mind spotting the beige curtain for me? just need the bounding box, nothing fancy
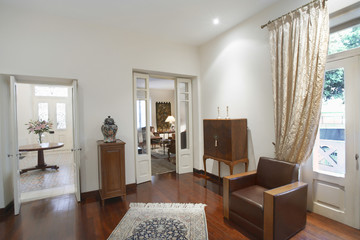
[268,0,329,164]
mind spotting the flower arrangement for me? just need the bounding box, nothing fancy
[26,119,53,144]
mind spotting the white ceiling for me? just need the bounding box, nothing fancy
[0,0,282,46]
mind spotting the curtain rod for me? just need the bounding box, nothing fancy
[260,0,327,29]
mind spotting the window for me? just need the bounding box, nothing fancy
[38,103,49,121]
[328,23,360,55]
[313,68,345,175]
[35,86,68,97]
[56,103,66,129]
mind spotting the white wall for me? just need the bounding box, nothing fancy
[149,88,175,131]
[0,4,199,206]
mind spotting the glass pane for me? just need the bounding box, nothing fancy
[179,82,188,93]
[136,78,146,89]
[137,99,147,154]
[38,103,49,121]
[180,101,189,149]
[35,86,68,97]
[313,68,345,175]
[56,103,66,129]
[137,90,146,99]
[328,23,360,55]
[180,93,189,101]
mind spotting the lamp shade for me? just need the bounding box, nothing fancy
[165,115,175,123]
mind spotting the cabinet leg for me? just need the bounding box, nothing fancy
[203,156,207,187]
[229,165,234,176]
[101,199,105,206]
[218,161,221,183]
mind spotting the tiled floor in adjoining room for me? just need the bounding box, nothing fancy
[19,151,75,202]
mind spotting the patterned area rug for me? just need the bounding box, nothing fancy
[151,148,176,175]
[108,203,208,240]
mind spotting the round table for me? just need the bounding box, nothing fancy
[19,142,64,174]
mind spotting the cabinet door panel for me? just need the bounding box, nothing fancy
[103,148,122,193]
[216,120,232,160]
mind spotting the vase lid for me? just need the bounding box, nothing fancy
[104,116,115,125]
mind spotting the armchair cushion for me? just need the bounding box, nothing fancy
[256,157,299,189]
[231,185,268,228]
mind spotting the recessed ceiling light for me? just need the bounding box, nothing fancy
[213,18,219,25]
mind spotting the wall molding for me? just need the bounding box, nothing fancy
[81,183,137,202]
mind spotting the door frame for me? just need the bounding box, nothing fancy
[302,54,360,229]
[176,78,194,174]
[133,71,195,183]
[9,74,81,215]
[133,72,152,184]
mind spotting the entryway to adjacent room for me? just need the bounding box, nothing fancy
[8,75,81,215]
[16,83,75,202]
[133,72,193,184]
[148,78,176,176]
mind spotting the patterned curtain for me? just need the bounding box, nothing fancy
[156,102,171,132]
[268,0,329,163]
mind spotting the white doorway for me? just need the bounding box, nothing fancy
[16,83,75,202]
[133,72,194,184]
[8,75,81,215]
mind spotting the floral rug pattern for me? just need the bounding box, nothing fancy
[108,203,208,240]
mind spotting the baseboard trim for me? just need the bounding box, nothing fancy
[193,168,223,183]
[0,201,14,216]
[81,183,138,201]
[126,183,137,192]
[81,190,100,201]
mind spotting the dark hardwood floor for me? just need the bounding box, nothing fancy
[0,172,359,240]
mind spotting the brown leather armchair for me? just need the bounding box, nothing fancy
[223,157,308,240]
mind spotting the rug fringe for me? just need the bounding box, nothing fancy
[129,202,207,209]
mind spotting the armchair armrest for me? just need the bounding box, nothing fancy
[264,182,308,240]
[223,171,257,219]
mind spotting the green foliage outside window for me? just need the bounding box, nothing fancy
[322,24,360,102]
[328,24,360,55]
[323,68,344,102]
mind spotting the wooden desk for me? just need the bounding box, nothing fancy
[19,142,64,174]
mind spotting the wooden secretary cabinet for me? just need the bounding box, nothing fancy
[97,140,126,205]
[203,119,248,185]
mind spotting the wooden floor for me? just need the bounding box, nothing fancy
[0,172,359,240]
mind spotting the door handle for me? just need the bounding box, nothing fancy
[356,154,359,161]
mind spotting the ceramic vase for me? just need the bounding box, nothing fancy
[101,116,118,143]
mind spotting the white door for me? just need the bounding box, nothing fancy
[176,78,193,174]
[134,73,151,183]
[10,76,21,215]
[307,56,360,228]
[72,80,81,202]
[33,86,73,150]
